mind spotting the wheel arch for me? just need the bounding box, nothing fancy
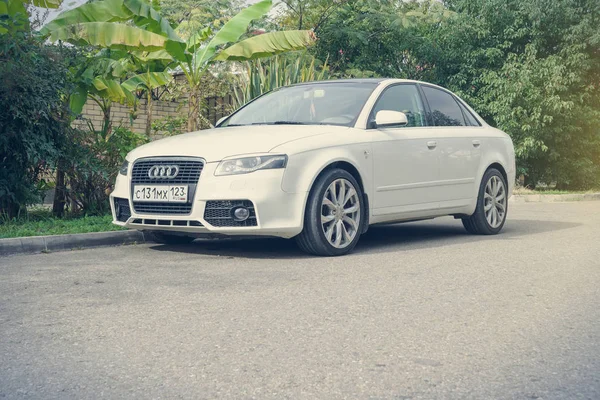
[487,162,508,185]
[316,161,365,193]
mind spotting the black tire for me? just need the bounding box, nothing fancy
[296,168,365,256]
[148,231,196,245]
[462,168,508,235]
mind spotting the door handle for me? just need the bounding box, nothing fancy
[427,140,437,149]
[472,140,481,147]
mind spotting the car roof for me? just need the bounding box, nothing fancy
[289,78,438,87]
[290,78,387,86]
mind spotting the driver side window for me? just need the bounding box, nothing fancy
[372,84,426,127]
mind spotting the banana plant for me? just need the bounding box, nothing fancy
[122,69,173,136]
[70,54,137,138]
[41,0,316,131]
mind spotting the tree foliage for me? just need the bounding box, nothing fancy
[309,0,600,189]
[0,15,70,216]
[158,0,245,39]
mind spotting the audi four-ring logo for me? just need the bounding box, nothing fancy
[148,165,179,179]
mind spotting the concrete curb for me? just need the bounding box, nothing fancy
[510,192,600,203]
[0,230,146,257]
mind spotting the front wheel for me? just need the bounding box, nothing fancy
[296,168,364,256]
[462,168,508,235]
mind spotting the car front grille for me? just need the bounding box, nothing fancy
[131,157,203,215]
[131,158,204,184]
[204,200,258,227]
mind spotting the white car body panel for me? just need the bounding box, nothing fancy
[111,79,516,240]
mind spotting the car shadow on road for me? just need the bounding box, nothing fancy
[147,218,581,260]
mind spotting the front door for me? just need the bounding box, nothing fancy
[370,84,441,216]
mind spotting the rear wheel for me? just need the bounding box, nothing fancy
[296,168,364,256]
[462,168,508,235]
[148,231,195,245]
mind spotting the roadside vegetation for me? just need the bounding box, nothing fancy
[0,210,123,239]
[1,0,599,236]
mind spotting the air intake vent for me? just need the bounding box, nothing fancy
[114,198,131,222]
[204,200,257,227]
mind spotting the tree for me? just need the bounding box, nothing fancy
[430,0,600,188]
[278,0,349,32]
[313,0,600,189]
[158,0,245,39]
[0,4,70,217]
[41,0,316,132]
[313,0,440,80]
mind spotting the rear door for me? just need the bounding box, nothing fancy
[420,85,482,208]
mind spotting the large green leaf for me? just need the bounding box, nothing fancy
[131,49,174,61]
[40,0,131,35]
[49,22,169,52]
[215,31,316,61]
[123,0,181,42]
[92,76,135,104]
[123,0,187,60]
[192,0,272,68]
[121,71,172,91]
[69,85,89,115]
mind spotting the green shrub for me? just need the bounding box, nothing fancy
[0,21,70,217]
[234,53,329,107]
[152,115,188,137]
[62,126,149,215]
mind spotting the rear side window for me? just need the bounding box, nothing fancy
[456,100,481,126]
[421,86,466,127]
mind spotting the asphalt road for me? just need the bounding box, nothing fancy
[1,202,599,400]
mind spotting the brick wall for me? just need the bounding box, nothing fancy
[73,73,235,139]
[73,98,188,139]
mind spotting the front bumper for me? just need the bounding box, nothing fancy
[110,161,306,239]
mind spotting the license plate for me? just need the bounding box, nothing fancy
[133,185,188,203]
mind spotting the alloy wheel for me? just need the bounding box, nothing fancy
[484,175,507,228]
[320,178,361,249]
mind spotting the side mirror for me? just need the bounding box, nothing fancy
[216,116,228,126]
[375,110,408,128]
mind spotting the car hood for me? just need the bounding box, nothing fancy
[127,125,347,163]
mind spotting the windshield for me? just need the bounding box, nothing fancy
[221,82,378,128]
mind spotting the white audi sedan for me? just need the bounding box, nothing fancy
[111,79,515,256]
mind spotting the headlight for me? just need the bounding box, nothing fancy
[119,160,129,176]
[214,155,287,176]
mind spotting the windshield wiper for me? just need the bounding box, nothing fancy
[243,121,308,125]
[226,121,327,127]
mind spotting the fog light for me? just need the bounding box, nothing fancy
[233,207,250,221]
